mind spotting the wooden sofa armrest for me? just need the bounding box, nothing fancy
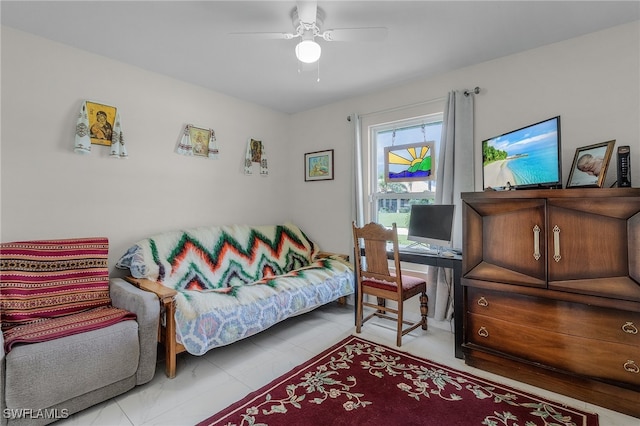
[316,251,349,262]
[123,276,177,300]
[123,276,181,378]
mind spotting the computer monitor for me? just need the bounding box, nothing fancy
[407,204,455,248]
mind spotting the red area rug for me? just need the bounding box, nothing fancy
[198,335,598,426]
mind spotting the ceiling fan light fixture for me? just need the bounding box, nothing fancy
[295,39,321,63]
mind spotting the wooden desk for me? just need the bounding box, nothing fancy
[357,247,464,358]
[396,250,463,359]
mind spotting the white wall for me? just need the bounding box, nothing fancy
[0,28,292,271]
[2,22,639,271]
[289,21,640,256]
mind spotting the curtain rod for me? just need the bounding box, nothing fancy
[352,96,446,121]
[464,86,481,96]
[348,87,481,122]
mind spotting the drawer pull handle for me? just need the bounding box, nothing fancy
[477,327,489,338]
[552,225,561,262]
[623,360,639,374]
[533,225,541,260]
[622,322,638,334]
[477,297,489,307]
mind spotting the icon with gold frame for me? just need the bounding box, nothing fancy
[86,101,117,146]
[189,126,213,157]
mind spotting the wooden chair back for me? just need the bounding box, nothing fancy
[352,222,403,298]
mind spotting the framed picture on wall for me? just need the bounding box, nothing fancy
[175,124,219,159]
[86,101,117,146]
[305,149,334,181]
[566,140,615,188]
[188,126,213,157]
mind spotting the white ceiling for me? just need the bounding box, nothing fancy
[2,1,639,114]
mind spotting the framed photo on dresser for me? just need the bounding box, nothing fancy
[566,140,615,188]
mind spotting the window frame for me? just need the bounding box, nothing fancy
[367,113,444,228]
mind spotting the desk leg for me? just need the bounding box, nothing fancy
[453,261,463,359]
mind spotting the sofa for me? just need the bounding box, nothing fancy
[0,238,159,426]
[116,223,354,378]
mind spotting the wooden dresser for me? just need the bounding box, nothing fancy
[461,188,640,418]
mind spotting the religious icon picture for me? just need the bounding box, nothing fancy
[250,138,263,163]
[86,101,117,146]
[175,124,218,159]
[189,126,212,157]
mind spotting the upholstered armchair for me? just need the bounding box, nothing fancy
[0,238,159,425]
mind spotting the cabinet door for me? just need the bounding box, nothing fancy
[547,197,640,300]
[463,198,546,288]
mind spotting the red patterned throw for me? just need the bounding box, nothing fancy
[198,336,598,426]
[1,237,135,352]
[2,305,136,352]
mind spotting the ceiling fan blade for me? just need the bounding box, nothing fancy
[321,27,388,42]
[229,31,297,40]
[296,0,317,24]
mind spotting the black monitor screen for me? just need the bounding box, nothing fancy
[407,204,455,247]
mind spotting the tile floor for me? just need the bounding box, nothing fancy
[58,303,637,426]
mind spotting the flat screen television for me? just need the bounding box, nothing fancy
[407,204,455,248]
[482,116,562,190]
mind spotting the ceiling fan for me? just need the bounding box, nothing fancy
[231,1,388,65]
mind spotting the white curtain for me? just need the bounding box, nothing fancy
[429,90,475,321]
[351,114,365,227]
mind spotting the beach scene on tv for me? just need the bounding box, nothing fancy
[482,118,560,189]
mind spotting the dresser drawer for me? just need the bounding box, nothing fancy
[466,286,640,345]
[466,313,640,386]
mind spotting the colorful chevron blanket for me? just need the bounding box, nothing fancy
[117,223,354,355]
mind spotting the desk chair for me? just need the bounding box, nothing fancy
[352,222,428,346]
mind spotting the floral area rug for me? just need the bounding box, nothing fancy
[197,335,598,426]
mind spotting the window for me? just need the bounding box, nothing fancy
[367,113,443,247]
